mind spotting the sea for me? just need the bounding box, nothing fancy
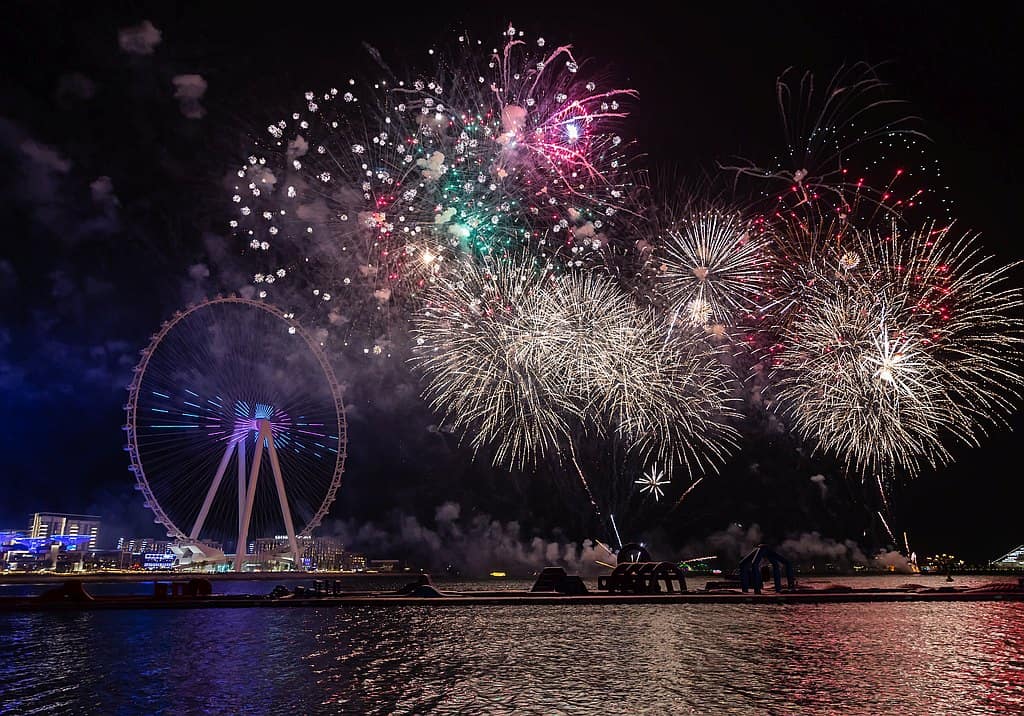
[1,574,1022,715]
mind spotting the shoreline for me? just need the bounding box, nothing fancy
[1,570,1019,586]
[0,571,412,585]
[3,586,1023,612]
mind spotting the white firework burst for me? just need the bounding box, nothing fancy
[659,212,768,328]
[684,298,713,327]
[772,225,1024,478]
[411,255,740,477]
[635,465,670,501]
[864,320,928,397]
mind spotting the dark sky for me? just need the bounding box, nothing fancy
[1,3,1021,562]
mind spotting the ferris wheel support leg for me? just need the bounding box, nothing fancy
[234,435,265,572]
[190,439,237,542]
[238,442,247,538]
[264,423,302,571]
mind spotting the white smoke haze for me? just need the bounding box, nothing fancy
[286,135,308,161]
[172,74,208,119]
[810,473,827,498]
[781,531,867,566]
[19,138,71,174]
[681,522,871,570]
[872,549,917,574]
[328,502,615,577]
[326,505,902,578]
[296,199,329,223]
[90,176,115,204]
[416,150,446,179]
[118,20,162,55]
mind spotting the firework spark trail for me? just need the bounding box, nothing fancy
[876,473,892,516]
[877,510,897,544]
[771,224,1024,479]
[567,438,602,516]
[721,63,937,227]
[669,477,704,513]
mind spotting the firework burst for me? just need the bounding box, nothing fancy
[772,225,1024,477]
[411,254,739,503]
[230,25,638,353]
[657,211,769,329]
[722,63,943,229]
[410,256,571,467]
[635,466,669,501]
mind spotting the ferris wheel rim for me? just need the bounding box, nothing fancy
[123,294,347,542]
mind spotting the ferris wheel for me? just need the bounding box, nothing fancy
[124,296,346,571]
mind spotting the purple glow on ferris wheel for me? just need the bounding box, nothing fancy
[145,388,336,455]
[228,400,295,446]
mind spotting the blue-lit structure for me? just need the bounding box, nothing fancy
[3,534,92,553]
[2,531,94,569]
[739,544,795,594]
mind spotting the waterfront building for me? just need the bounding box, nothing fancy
[344,553,366,571]
[304,536,348,571]
[1,531,93,571]
[116,537,171,555]
[28,513,101,550]
[0,531,27,567]
[992,545,1024,569]
[169,542,226,570]
[142,553,178,570]
[253,535,349,570]
[367,559,400,572]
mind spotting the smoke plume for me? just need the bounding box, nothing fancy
[328,502,615,577]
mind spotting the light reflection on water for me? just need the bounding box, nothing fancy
[1,579,1022,714]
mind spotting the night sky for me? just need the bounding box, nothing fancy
[1,3,1021,563]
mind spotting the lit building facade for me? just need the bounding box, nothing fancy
[116,537,171,555]
[252,535,353,571]
[2,531,93,571]
[992,545,1024,569]
[28,513,101,550]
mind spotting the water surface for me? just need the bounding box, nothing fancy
[1,576,1021,714]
